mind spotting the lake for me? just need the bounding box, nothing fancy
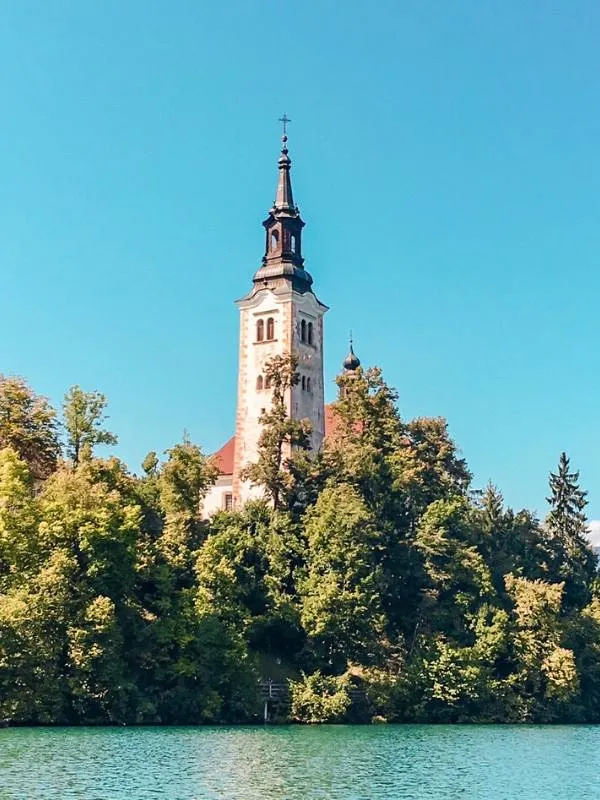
[0,725,598,799]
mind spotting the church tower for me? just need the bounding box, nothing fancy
[232,128,328,505]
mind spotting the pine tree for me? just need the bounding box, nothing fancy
[546,452,597,608]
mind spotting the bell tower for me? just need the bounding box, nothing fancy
[232,123,328,505]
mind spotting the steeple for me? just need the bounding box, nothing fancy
[230,119,328,509]
[274,136,295,212]
[250,119,313,294]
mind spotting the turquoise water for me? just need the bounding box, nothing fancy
[0,725,598,799]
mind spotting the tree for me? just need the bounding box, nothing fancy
[195,503,305,660]
[0,375,60,479]
[546,452,597,608]
[300,484,385,671]
[289,671,352,723]
[158,438,218,573]
[504,575,580,721]
[243,355,311,510]
[142,450,159,477]
[413,497,494,644]
[0,448,40,590]
[326,366,404,508]
[471,484,552,589]
[390,417,471,526]
[62,386,118,465]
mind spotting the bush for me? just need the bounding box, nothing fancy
[289,671,351,723]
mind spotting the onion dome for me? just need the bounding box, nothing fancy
[343,338,360,372]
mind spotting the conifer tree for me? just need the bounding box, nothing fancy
[546,452,597,608]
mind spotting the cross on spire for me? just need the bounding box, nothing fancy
[278,114,291,138]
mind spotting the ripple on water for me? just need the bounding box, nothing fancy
[0,724,599,800]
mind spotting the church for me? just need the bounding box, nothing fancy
[202,127,360,516]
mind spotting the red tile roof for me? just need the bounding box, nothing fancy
[213,404,341,476]
[211,435,236,476]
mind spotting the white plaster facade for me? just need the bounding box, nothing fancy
[232,286,327,506]
[202,474,234,517]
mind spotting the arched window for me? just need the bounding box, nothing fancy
[266,317,275,340]
[265,375,272,389]
[256,375,263,390]
[300,319,306,343]
[301,376,306,390]
[271,230,279,251]
[307,377,311,391]
[291,234,297,253]
[307,322,313,346]
[256,319,264,342]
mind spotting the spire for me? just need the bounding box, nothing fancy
[273,135,295,212]
[248,116,314,294]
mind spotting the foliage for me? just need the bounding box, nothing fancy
[545,452,597,608]
[0,375,60,479]
[300,484,385,670]
[242,355,311,510]
[1,369,600,725]
[289,671,352,723]
[62,386,118,464]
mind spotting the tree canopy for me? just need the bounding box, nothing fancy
[0,363,598,725]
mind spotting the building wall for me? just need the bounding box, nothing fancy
[232,285,326,506]
[202,475,234,516]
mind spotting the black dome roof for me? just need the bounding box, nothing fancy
[343,343,360,371]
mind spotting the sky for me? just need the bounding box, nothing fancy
[1,1,599,529]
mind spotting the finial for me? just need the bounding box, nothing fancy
[279,114,291,138]
[278,114,291,152]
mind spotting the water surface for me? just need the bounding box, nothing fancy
[1,724,598,799]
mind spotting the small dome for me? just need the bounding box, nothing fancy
[343,343,360,372]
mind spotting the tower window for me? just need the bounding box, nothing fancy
[291,234,297,253]
[256,319,264,342]
[271,230,279,251]
[256,375,263,390]
[266,317,275,340]
[307,322,314,346]
[307,377,311,391]
[301,376,306,390]
[265,375,272,389]
[224,493,233,511]
[300,319,306,343]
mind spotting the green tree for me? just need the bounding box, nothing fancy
[504,575,580,721]
[243,355,311,510]
[195,503,304,660]
[413,497,494,644]
[142,450,159,476]
[0,375,60,479]
[62,386,118,465]
[472,484,552,588]
[157,438,218,573]
[326,366,403,508]
[289,671,352,723]
[546,452,597,608]
[0,448,40,590]
[300,484,385,671]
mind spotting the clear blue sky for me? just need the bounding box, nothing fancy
[1,1,599,522]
